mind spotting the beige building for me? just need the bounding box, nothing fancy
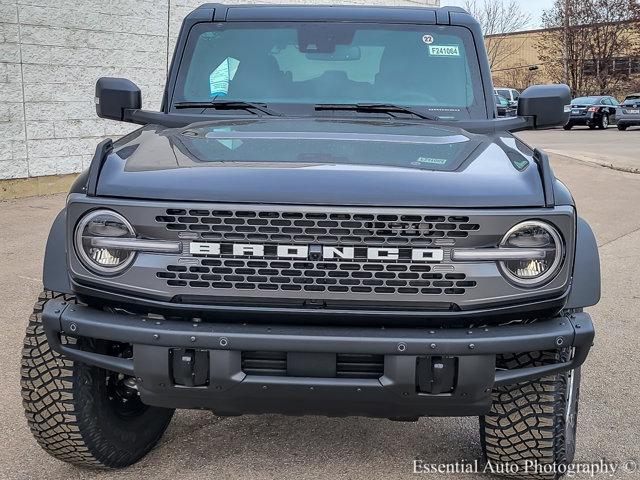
[486,23,640,95]
[0,0,440,196]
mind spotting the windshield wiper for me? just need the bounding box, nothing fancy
[315,103,439,121]
[174,100,281,116]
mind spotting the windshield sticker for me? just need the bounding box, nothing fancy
[414,157,448,166]
[209,57,240,97]
[422,34,434,45]
[428,45,460,57]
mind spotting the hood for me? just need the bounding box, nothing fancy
[96,118,544,208]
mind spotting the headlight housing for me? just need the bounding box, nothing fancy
[74,209,136,275]
[499,220,564,287]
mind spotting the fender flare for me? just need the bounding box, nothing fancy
[567,217,601,308]
[42,209,73,294]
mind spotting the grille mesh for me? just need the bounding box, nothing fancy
[240,351,384,379]
[157,259,477,296]
[155,209,480,246]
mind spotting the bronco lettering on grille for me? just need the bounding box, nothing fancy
[189,242,444,262]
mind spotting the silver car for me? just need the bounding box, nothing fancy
[618,93,640,130]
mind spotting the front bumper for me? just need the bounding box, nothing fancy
[42,298,595,418]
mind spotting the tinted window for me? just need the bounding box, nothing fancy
[495,95,508,106]
[572,96,599,104]
[496,89,510,99]
[174,23,486,120]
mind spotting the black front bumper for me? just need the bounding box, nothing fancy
[42,299,595,419]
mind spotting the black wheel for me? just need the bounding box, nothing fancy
[21,291,174,468]
[618,124,628,131]
[562,124,572,130]
[480,350,580,479]
[599,114,609,129]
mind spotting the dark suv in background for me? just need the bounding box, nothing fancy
[564,95,619,130]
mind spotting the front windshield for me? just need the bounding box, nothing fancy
[173,22,486,120]
[572,96,599,104]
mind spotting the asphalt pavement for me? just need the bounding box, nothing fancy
[1,129,639,479]
[518,127,640,172]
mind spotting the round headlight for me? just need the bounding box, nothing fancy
[74,210,136,275]
[499,220,564,287]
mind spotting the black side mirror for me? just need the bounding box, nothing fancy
[517,84,571,129]
[95,77,141,122]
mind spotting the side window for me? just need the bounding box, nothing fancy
[601,98,611,105]
[610,98,620,105]
[512,90,519,100]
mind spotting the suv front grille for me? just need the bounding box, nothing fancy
[70,200,576,311]
[155,209,480,246]
[157,259,477,296]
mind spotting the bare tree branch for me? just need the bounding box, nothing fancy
[464,0,532,69]
[538,0,640,96]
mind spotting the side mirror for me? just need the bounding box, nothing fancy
[517,84,571,129]
[95,77,141,122]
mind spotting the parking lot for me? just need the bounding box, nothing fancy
[1,128,639,480]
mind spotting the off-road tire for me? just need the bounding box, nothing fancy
[480,350,580,479]
[21,290,174,468]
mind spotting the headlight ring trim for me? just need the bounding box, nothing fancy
[74,209,137,276]
[498,220,565,288]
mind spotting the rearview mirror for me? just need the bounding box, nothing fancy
[95,77,141,122]
[517,84,571,129]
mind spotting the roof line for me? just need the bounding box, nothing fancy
[485,18,640,38]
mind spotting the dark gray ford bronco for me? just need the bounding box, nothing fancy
[22,4,599,477]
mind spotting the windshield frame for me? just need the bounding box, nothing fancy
[168,20,490,121]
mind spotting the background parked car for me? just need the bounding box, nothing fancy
[495,94,517,117]
[494,87,520,108]
[617,93,640,131]
[564,96,619,130]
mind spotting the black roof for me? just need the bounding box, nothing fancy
[187,3,470,24]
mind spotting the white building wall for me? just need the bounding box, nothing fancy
[0,0,439,180]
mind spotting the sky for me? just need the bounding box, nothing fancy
[440,0,556,29]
